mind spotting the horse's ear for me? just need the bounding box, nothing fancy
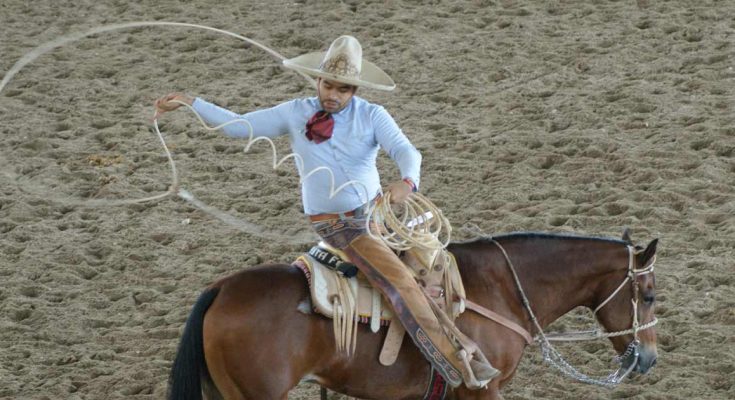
[637,238,658,267]
[621,228,632,244]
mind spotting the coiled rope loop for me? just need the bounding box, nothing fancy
[365,192,451,251]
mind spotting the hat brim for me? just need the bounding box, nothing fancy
[283,51,395,91]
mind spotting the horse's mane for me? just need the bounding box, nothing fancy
[448,232,634,281]
[451,231,629,246]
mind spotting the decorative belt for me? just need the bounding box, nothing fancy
[308,197,378,222]
[308,210,356,222]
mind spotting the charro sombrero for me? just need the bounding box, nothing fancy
[282,35,395,91]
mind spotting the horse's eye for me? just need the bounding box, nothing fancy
[643,294,655,304]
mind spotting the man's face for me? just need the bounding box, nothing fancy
[317,78,357,113]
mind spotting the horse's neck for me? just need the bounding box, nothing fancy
[455,238,623,329]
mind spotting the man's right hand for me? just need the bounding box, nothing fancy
[153,93,194,119]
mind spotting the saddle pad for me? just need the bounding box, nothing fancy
[295,242,394,329]
[292,241,462,366]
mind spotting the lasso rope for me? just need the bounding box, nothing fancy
[366,191,451,251]
[1,20,449,246]
[0,21,314,95]
[0,21,376,243]
[163,100,373,202]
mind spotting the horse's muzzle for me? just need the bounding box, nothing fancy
[635,344,658,374]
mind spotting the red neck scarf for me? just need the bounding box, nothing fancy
[305,110,334,144]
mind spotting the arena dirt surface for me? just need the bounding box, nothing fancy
[1,0,733,399]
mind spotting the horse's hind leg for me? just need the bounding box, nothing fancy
[201,339,246,400]
[204,311,295,400]
[202,267,319,400]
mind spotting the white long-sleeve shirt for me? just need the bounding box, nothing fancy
[192,96,421,215]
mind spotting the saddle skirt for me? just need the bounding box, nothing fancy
[294,242,394,332]
[293,240,466,363]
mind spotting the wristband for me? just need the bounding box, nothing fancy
[403,178,418,192]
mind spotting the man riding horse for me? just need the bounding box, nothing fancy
[154,35,497,389]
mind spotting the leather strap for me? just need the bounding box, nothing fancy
[307,246,358,277]
[379,321,405,366]
[464,299,534,345]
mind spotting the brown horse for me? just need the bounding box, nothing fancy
[167,231,658,400]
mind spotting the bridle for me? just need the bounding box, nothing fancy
[548,245,658,341]
[490,241,658,387]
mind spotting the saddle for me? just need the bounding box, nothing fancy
[293,240,466,365]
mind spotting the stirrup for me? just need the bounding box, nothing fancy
[456,349,500,390]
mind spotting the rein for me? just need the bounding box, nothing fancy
[486,239,658,387]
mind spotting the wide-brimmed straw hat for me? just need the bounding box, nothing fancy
[282,35,395,91]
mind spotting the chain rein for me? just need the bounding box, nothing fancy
[491,240,658,387]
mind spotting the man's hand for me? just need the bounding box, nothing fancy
[153,93,194,120]
[385,179,414,204]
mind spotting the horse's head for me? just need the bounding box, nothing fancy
[594,230,659,379]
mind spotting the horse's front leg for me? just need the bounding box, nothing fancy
[454,380,503,400]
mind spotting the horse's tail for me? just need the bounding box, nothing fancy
[167,287,220,400]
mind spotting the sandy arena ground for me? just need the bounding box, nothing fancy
[1,0,733,399]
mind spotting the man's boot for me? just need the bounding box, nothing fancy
[457,349,501,389]
[422,288,501,389]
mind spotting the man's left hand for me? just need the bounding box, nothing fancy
[385,180,413,204]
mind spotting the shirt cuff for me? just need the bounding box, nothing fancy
[403,177,418,192]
